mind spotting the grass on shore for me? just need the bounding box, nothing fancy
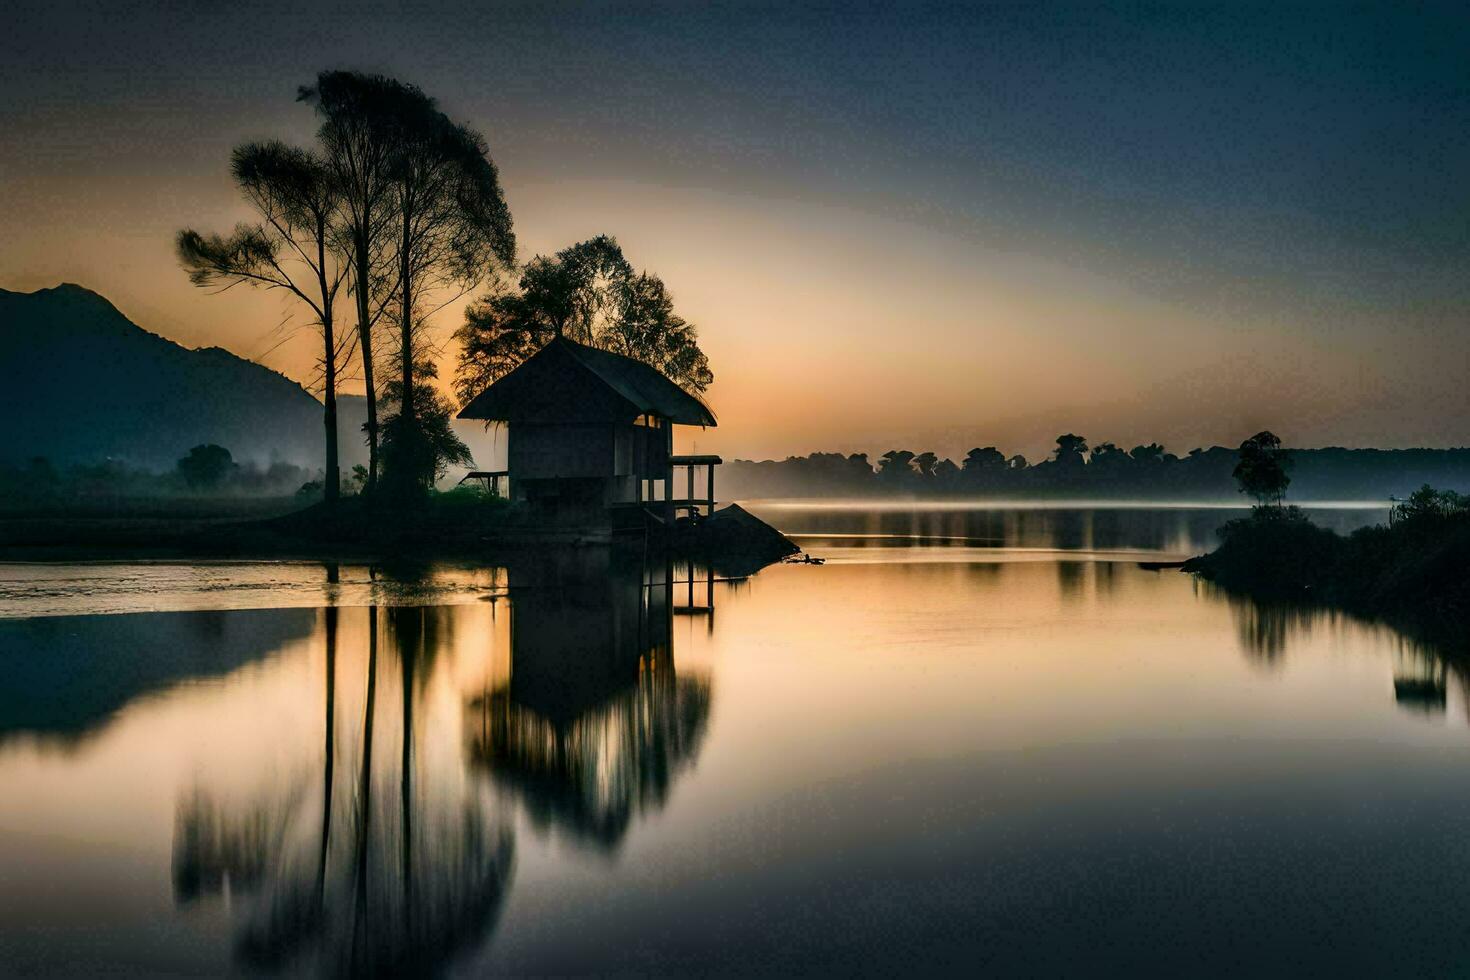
[0,487,515,558]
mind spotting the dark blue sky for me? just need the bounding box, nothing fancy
[3,1,1468,455]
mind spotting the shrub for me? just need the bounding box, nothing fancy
[177,444,237,490]
[1391,484,1469,526]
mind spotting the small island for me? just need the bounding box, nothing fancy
[1183,433,1469,654]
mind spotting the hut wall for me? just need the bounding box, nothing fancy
[510,423,613,480]
[613,423,671,478]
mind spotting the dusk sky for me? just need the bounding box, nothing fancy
[4,1,1468,460]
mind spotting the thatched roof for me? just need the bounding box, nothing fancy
[458,337,716,426]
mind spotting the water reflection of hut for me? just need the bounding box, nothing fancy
[1220,593,1301,666]
[467,550,712,850]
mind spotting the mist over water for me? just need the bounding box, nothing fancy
[4,504,1468,975]
[744,499,1387,558]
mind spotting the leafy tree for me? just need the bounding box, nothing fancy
[1391,484,1469,525]
[455,290,551,403]
[607,270,712,393]
[455,236,712,402]
[1129,443,1166,465]
[962,447,1006,473]
[177,141,349,500]
[523,234,630,340]
[347,464,369,495]
[177,444,238,489]
[380,371,474,495]
[1086,443,1130,485]
[1233,431,1291,507]
[380,319,473,497]
[878,450,917,483]
[1053,433,1088,466]
[913,452,939,478]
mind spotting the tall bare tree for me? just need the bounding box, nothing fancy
[298,71,408,496]
[382,95,515,496]
[177,141,349,501]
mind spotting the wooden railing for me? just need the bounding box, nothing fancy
[668,454,722,520]
[456,470,509,498]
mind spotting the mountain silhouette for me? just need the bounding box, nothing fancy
[0,283,331,468]
[0,283,505,478]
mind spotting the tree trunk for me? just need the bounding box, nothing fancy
[319,226,341,503]
[397,217,422,497]
[323,380,341,501]
[322,313,341,503]
[355,242,379,494]
[399,223,414,427]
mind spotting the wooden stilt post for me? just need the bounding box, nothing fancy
[663,421,674,529]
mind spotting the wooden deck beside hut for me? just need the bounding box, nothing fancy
[457,337,719,528]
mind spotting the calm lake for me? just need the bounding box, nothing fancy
[8,502,1470,976]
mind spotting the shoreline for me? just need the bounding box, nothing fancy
[744,497,1391,511]
[0,499,800,575]
[1182,509,1470,655]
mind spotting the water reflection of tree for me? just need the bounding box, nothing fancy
[1210,581,1470,719]
[1055,560,1086,601]
[773,504,1250,556]
[173,784,301,903]
[1225,595,1306,667]
[1392,645,1448,715]
[466,550,712,852]
[172,604,513,977]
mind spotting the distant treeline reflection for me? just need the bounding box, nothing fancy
[723,438,1470,501]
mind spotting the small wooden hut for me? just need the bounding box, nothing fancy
[457,337,719,526]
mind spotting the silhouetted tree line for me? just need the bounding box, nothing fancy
[177,71,710,506]
[721,434,1470,501]
[0,450,331,510]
